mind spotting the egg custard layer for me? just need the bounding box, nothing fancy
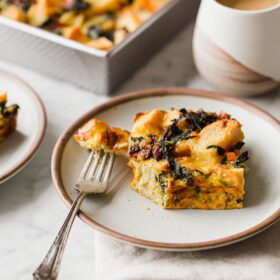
[128,108,248,209]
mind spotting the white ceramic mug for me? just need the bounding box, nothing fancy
[193,0,280,96]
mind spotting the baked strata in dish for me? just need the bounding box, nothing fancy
[0,0,170,50]
[74,118,129,155]
[0,92,19,141]
[74,108,249,209]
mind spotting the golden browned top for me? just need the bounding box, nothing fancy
[129,108,248,188]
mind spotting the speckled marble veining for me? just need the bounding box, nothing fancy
[0,22,279,280]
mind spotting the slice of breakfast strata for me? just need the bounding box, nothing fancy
[128,108,249,209]
[74,107,249,209]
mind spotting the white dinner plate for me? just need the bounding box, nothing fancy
[52,88,280,251]
[0,70,46,183]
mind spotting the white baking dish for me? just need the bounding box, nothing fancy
[0,0,199,95]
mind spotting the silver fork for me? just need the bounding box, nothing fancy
[33,150,115,280]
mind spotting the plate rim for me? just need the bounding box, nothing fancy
[0,70,47,183]
[51,87,280,250]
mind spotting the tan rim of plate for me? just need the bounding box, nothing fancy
[0,70,47,183]
[51,87,280,250]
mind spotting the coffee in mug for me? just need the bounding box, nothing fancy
[217,0,280,10]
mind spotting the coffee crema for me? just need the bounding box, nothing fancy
[217,0,280,10]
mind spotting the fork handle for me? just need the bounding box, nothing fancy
[33,192,87,280]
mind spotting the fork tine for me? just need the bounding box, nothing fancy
[77,149,116,194]
[88,150,102,177]
[79,150,94,180]
[94,152,108,181]
[102,153,115,184]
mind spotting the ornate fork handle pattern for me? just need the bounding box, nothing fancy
[33,192,87,280]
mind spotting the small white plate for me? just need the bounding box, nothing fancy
[0,70,46,183]
[52,88,280,251]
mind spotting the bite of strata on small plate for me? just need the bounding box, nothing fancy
[0,91,19,142]
[74,107,249,210]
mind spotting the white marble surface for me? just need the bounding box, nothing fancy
[0,23,279,280]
